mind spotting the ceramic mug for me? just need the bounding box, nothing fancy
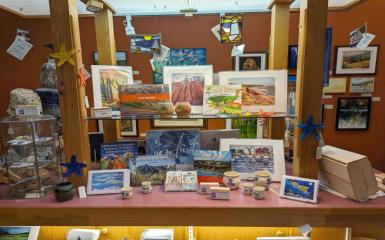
[254,171,272,190]
[242,183,254,195]
[253,186,265,200]
[141,181,152,194]
[121,186,133,199]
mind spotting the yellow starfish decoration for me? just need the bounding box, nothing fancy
[50,44,76,67]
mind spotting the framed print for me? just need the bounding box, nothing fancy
[288,45,298,68]
[220,15,242,44]
[219,70,288,113]
[0,227,40,240]
[349,77,375,93]
[334,45,379,75]
[151,119,206,128]
[336,97,371,130]
[93,51,127,66]
[233,52,268,71]
[87,169,130,195]
[119,120,138,137]
[219,138,285,181]
[130,34,161,53]
[168,48,206,66]
[279,175,319,204]
[323,77,347,94]
[163,65,213,114]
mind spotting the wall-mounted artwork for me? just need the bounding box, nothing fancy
[334,45,379,75]
[131,34,161,54]
[168,48,206,66]
[288,45,298,68]
[220,16,242,44]
[93,51,127,66]
[323,77,347,94]
[119,120,138,137]
[349,77,375,93]
[336,97,371,130]
[233,52,268,71]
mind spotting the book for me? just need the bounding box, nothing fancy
[100,142,137,170]
[119,84,170,115]
[146,130,200,170]
[193,150,232,183]
[129,155,176,187]
[203,85,242,115]
[200,129,240,151]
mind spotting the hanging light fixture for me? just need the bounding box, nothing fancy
[86,0,104,13]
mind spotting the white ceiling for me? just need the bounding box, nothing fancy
[0,0,360,16]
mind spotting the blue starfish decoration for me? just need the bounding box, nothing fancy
[60,155,87,177]
[297,116,325,141]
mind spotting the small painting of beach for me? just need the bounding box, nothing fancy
[87,169,130,195]
[228,77,275,106]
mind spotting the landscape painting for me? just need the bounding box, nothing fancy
[0,227,39,240]
[193,150,232,183]
[323,78,347,94]
[131,34,161,53]
[87,169,130,195]
[336,97,371,130]
[203,85,242,115]
[228,77,275,106]
[350,77,375,93]
[100,142,137,169]
[334,46,378,75]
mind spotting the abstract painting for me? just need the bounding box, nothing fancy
[0,227,40,240]
[349,77,375,93]
[336,97,371,130]
[233,52,268,71]
[279,175,319,203]
[168,48,206,66]
[131,34,161,53]
[334,45,378,75]
[87,169,130,195]
[220,15,242,43]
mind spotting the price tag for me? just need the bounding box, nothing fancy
[85,96,90,109]
[78,186,87,198]
[322,95,333,99]
[323,104,333,110]
[316,146,323,160]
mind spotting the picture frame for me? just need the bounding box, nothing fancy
[151,119,207,129]
[349,77,375,93]
[323,77,347,94]
[0,227,40,240]
[118,120,138,137]
[163,65,213,114]
[93,51,127,66]
[130,34,161,54]
[87,169,130,195]
[168,48,206,66]
[233,52,268,71]
[219,70,288,113]
[279,175,319,204]
[219,138,286,181]
[288,45,298,69]
[334,45,379,75]
[336,97,371,130]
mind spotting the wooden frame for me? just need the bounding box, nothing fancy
[335,97,371,131]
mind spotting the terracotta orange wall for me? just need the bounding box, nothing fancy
[0,1,384,170]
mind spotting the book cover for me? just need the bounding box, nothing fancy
[119,84,170,115]
[200,129,240,151]
[203,85,242,115]
[129,155,176,186]
[193,150,232,183]
[146,130,200,170]
[100,142,137,170]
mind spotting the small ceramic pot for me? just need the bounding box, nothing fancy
[254,171,272,190]
[121,186,133,199]
[175,102,191,116]
[54,182,74,202]
[253,186,265,200]
[242,183,254,196]
[141,181,152,194]
[55,182,73,192]
[157,103,174,117]
[223,171,241,190]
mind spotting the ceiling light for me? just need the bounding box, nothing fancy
[86,0,104,13]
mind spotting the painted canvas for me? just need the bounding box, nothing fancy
[279,175,319,203]
[336,97,371,130]
[193,150,232,183]
[87,169,130,195]
[334,46,378,75]
[100,142,137,170]
[146,130,200,170]
[203,85,242,115]
[168,48,206,66]
[350,77,375,93]
[129,155,176,186]
[220,139,285,181]
[131,34,161,53]
[91,65,133,113]
[164,66,213,113]
[93,51,127,66]
[219,70,287,113]
[234,52,267,71]
[0,227,39,240]
[220,15,242,43]
[119,120,138,137]
[323,78,347,94]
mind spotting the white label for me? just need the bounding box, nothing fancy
[322,95,333,99]
[361,93,373,97]
[7,36,33,60]
[372,97,381,102]
[133,70,140,75]
[78,186,87,198]
[210,191,230,200]
[85,96,90,109]
[91,108,112,118]
[324,104,333,110]
[316,146,323,160]
[15,106,41,116]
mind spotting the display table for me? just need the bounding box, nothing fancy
[1,184,385,227]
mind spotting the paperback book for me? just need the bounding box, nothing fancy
[193,150,232,183]
[100,142,137,170]
[203,85,242,115]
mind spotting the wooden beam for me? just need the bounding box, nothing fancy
[267,0,293,140]
[49,0,90,185]
[293,0,328,179]
[94,7,118,142]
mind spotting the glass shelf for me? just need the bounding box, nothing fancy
[86,113,295,120]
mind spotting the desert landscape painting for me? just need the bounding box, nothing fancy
[228,77,275,106]
[171,73,205,106]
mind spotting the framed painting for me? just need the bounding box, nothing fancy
[168,48,206,66]
[219,138,285,181]
[0,227,40,240]
[336,97,371,130]
[233,52,268,71]
[87,169,130,195]
[118,120,138,137]
[279,175,319,204]
[334,45,379,75]
[93,51,127,66]
[288,45,298,69]
[151,119,207,128]
[323,77,347,94]
[163,65,213,114]
[219,70,288,113]
[349,77,375,93]
[220,15,242,43]
[131,34,161,54]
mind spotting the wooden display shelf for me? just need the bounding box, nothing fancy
[1,184,385,227]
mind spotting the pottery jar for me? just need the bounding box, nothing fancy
[121,186,133,199]
[254,171,272,190]
[253,186,265,200]
[223,171,241,190]
[242,182,254,195]
[141,181,152,194]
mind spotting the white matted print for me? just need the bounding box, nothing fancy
[163,65,213,114]
[87,169,130,195]
[219,70,287,113]
[323,77,347,94]
[279,175,319,204]
[350,77,375,93]
[334,46,378,75]
[219,138,285,181]
[233,52,267,71]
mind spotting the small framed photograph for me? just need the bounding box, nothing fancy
[279,175,319,204]
[288,45,298,69]
[323,77,347,94]
[87,169,130,195]
[0,227,40,240]
[118,120,138,137]
[93,51,128,66]
[349,77,375,93]
[151,119,207,129]
[336,97,371,130]
[233,52,268,71]
[334,45,379,75]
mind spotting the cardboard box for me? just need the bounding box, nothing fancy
[320,145,377,202]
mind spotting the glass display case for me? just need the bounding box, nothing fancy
[0,115,62,199]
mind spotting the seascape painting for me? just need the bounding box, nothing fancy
[0,227,35,240]
[350,77,375,93]
[228,77,275,106]
[336,97,371,130]
[88,169,130,195]
[281,176,318,203]
[171,73,205,106]
[168,48,206,66]
[131,34,161,53]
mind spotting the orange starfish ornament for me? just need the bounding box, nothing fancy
[50,44,76,67]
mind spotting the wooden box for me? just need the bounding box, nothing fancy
[320,145,377,202]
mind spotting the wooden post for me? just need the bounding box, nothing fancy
[94,7,119,142]
[49,0,90,184]
[293,0,328,179]
[267,0,293,140]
